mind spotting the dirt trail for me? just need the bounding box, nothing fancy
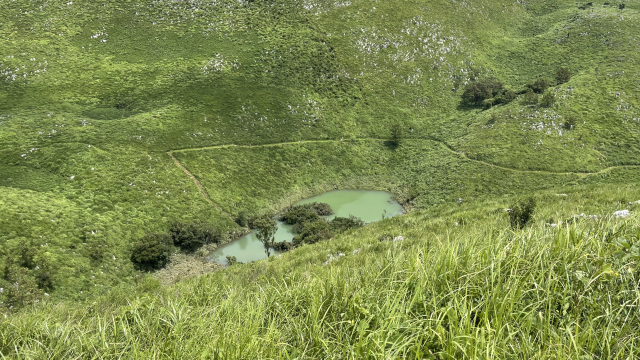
[168,150,234,219]
[168,138,640,206]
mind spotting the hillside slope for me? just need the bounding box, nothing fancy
[0,0,639,321]
[1,184,639,358]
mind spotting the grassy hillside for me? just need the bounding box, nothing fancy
[2,184,639,358]
[1,0,640,356]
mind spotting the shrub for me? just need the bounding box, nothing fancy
[285,208,321,227]
[2,265,42,309]
[563,115,577,130]
[462,77,504,106]
[226,256,238,266]
[293,220,334,246]
[235,211,248,227]
[556,67,571,84]
[528,77,552,94]
[309,202,334,216]
[482,98,496,109]
[279,203,333,225]
[170,222,222,252]
[131,233,173,270]
[272,241,295,252]
[508,198,536,230]
[540,91,556,108]
[504,89,517,102]
[19,241,37,269]
[34,262,55,292]
[522,89,539,105]
[330,216,365,233]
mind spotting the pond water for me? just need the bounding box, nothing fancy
[207,190,403,264]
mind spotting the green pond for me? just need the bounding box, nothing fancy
[208,190,403,264]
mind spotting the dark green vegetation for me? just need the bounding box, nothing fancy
[169,221,222,252]
[275,202,363,248]
[254,215,278,257]
[2,185,640,358]
[1,0,640,357]
[278,202,334,225]
[130,233,172,271]
[508,197,537,230]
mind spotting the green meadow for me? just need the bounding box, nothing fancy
[1,0,639,358]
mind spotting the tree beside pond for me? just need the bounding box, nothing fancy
[254,215,277,257]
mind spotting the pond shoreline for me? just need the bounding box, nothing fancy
[208,189,404,265]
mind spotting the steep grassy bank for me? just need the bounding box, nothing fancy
[1,184,639,358]
[1,0,640,324]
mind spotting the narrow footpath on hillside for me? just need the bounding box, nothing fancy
[167,137,640,210]
[167,150,234,219]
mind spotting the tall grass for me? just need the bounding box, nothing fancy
[2,187,639,359]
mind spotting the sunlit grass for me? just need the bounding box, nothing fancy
[2,184,639,358]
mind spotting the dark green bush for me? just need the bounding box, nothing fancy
[540,91,556,108]
[131,233,173,270]
[170,222,222,252]
[563,115,577,130]
[386,123,403,149]
[509,198,536,230]
[279,203,333,225]
[522,89,539,105]
[528,77,552,94]
[462,77,504,106]
[235,211,249,227]
[330,216,365,233]
[226,256,238,266]
[504,89,517,102]
[34,262,55,292]
[272,241,295,252]
[19,241,37,269]
[293,220,334,246]
[556,67,571,84]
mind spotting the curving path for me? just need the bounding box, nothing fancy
[168,138,640,209]
[167,150,234,218]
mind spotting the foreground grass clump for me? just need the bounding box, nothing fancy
[1,0,640,302]
[2,187,639,359]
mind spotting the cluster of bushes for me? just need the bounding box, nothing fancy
[169,222,222,252]
[278,202,333,225]
[292,215,365,246]
[462,67,571,109]
[130,222,223,271]
[249,203,366,255]
[0,241,56,310]
[462,77,515,108]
